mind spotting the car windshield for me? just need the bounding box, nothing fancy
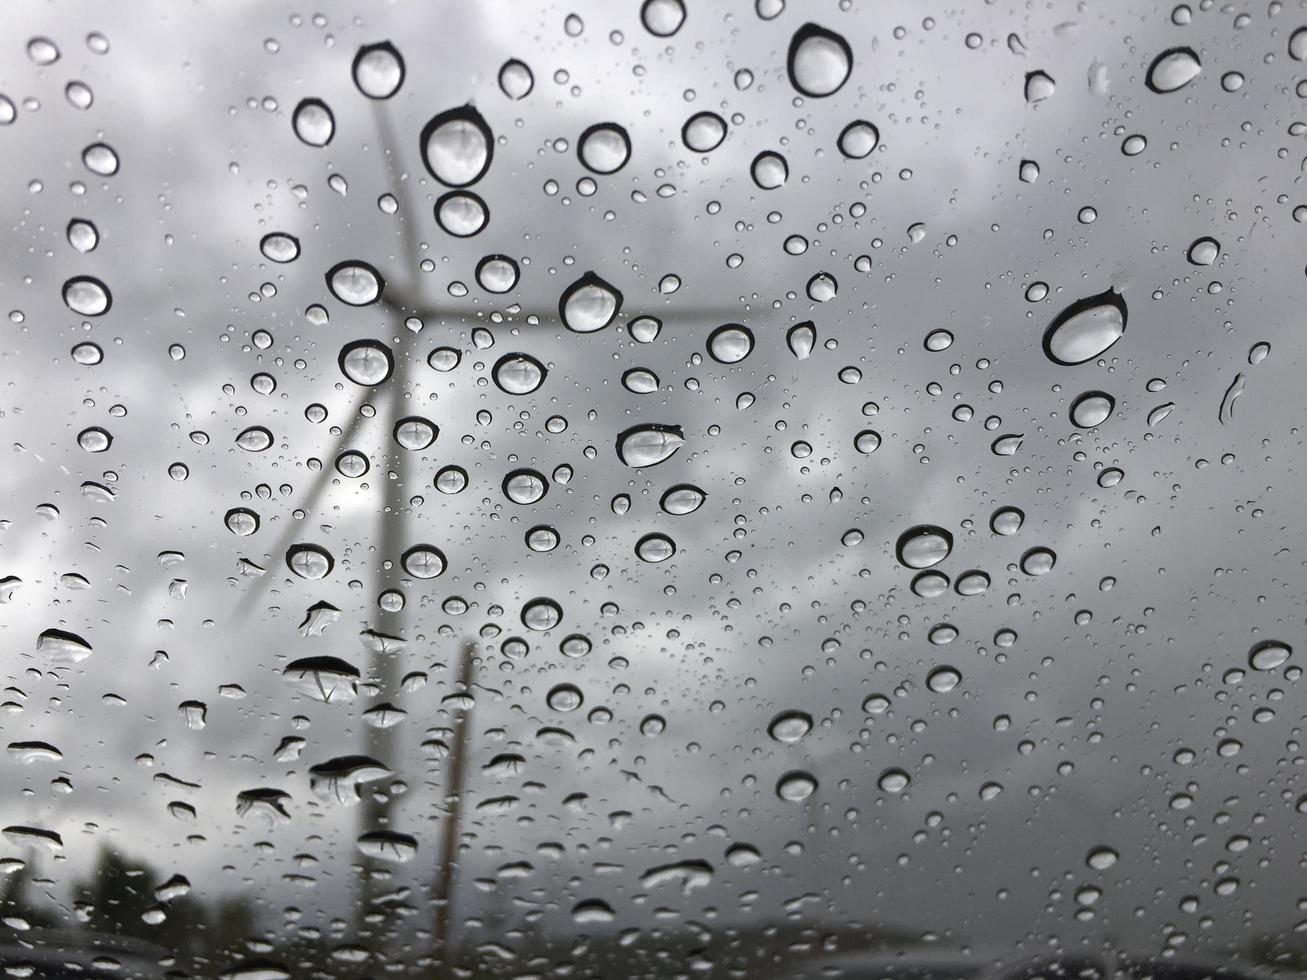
[1,2,1305,978]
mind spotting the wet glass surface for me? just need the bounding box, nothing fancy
[2,2,1306,978]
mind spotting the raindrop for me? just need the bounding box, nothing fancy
[707,324,754,363]
[1020,547,1056,575]
[338,340,394,385]
[476,254,520,293]
[660,484,706,515]
[499,59,534,99]
[1187,237,1219,265]
[352,41,405,99]
[896,525,952,568]
[768,710,813,743]
[787,23,853,97]
[26,36,60,65]
[435,466,469,494]
[578,123,632,174]
[1070,390,1115,428]
[523,598,563,632]
[560,272,623,332]
[428,347,461,372]
[641,0,686,36]
[751,151,788,189]
[682,111,727,152]
[63,276,112,316]
[1042,288,1127,365]
[435,191,489,237]
[392,416,437,450]
[235,426,273,452]
[1146,47,1201,93]
[629,315,662,343]
[225,508,260,536]
[622,367,660,393]
[493,353,547,394]
[1248,640,1291,671]
[878,768,910,793]
[503,468,549,504]
[777,771,818,801]
[787,321,815,358]
[617,424,685,467]
[853,430,881,454]
[292,98,335,146]
[924,329,953,351]
[806,272,837,302]
[77,426,112,453]
[1024,71,1056,102]
[990,507,1024,535]
[260,233,300,263]
[67,218,99,253]
[420,106,494,187]
[635,533,676,563]
[837,120,879,158]
[326,261,384,306]
[401,545,446,579]
[926,666,962,693]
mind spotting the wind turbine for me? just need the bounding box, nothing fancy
[234,91,744,972]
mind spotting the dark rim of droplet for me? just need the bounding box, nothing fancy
[434,191,489,237]
[499,58,534,98]
[1145,46,1201,94]
[293,98,335,146]
[837,119,879,158]
[419,105,494,187]
[325,260,385,306]
[493,352,548,393]
[577,122,632,174]
[351,41,406,100]
[337,339,394,386]
[559,271,624,332]
[503,468,548,503]
[615,423,685,467]
[660,484,706,514]
[1041,288,1128,366]
[260,232,300,263]
[1069,390,1116,428]
[787,22,854,98]
[62,276,112,316]
[435,465,469,493]
[392,416,438,450]
[286,544,334,578]
[682,111,727,152]
[706,323,755,363]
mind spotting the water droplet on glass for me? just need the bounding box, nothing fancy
[642,0,686,36]
[707,324,754,363]
[503,468,549,504]
[1146,47,1202,93]
[896,525,953,569]
[751,151,788,189]
[338,340,394,385]
[768,710,813,743]
[926,665,962,693]
[1042,288,1127,365]
[476,254,520,293]
[1020,547,1056,575]
[499,58,535,99]
[235,426,273,452]
[683,111,727,152]
[837,120,879,158]
[1187,236,1219,265]
[401,545,446,579]
[420,105,493,186]
[617,424,684,467]
[878,768,910,793]
[435,191,489,237]
[1248,640,1291,671]
[635,532,676,563]
[560,272,623,332]
[493,353,547,394]
[63,276,112,316]
[577,122,631,174]
[787,23,853,97]
[1070,390,1115,428]
[292,98,335,146]
[260,233,300,263]
[27,37,60,65]
[326,260,384,305]
[352,41,405,99]
[776,770,818,801]
[1024,70,1056,103]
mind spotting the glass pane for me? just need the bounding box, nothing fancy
[1,2,1302,977]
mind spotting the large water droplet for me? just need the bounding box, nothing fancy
[1042,288,1127,365]
[896,525,953,569]
[523,598,563,631]
[435,191,489,237]
[560,272,623,332]
[577,122,632,174]
[1187,236,1219,266]
[286,544,334,580]
[63,276,112,316]
[401,545,446,579]
[338,340,394,386]
[1069,390,1115,428]
[616,424,685,467]
[707,324,754,363]
[292,98,335,146]
[635,533,676,563]
[1248,640,1291,671]
[352,41,405,99]
[499,59,534,99]
[1024,70,1056,103]
[683,111,727,152]
[751,151,789,189]
[493,353,547,394]
[776,770,818,801]
[420,106,493,187]
[326,261,384,306]
[1146,47,1202,93]
[787,23,853,97]
[837,120,879,158]
[503,468,549,504]
[641,0,686,36]
[768,710,813,743]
